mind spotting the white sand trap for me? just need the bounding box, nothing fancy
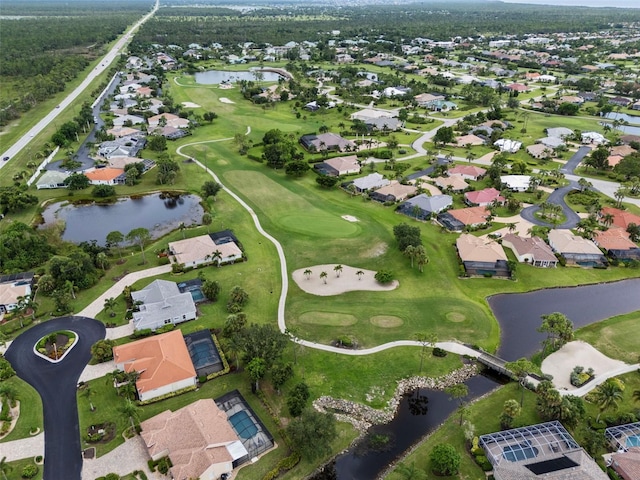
[342,215,359,222]
[181,102,201,108]
[219,97,235,104]
[541,341,628,391]
[292,264,399,296]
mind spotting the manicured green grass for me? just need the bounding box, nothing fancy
[385,382,542,480]
[575,310,640,363]
[0,377,43,443]
[4,457,43,480]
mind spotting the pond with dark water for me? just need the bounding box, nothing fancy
[318,277,640,479]
[194,69,283,84]
[40,193,204,245]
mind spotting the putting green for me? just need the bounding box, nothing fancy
[299,311,358,326]
[446,312,466,323]
[370,315,404,328]
[279,214,360,238]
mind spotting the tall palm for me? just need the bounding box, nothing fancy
[303,269,312,280]
[0,456,11,480]
[179,222,186,239]
[404,245,417,268]
[602,213,615,227]
[333,264,343,278]
[211,249,223,267]
[593,380,624,423]
[356,270,364,280]
[121,398,140,434]
[320,271,328,284]
[632,389,640,404]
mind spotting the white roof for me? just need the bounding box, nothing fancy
[501,175,531,189]
[494,139,522,153]
[226,440,249,461]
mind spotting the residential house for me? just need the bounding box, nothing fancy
[480,421,608,480]
[434,175,469,192]
[505,83,529,93]
[608,448,640,480]
[299,133,356,153]
[112,330,197,402]
[621,134,640,145]
[425,99,457,112]
[607,145,636,168]
[582,131,607,145]
[547,229,606,266]
[437,206,490,231]
[600,207,640,230]
[502,234,558,267]
[414,93,445,107]
[131,279,197,331]
[578,92,599,102]
[605,422,640,480]
[608,96,631,108]
[526,143,552,159]
[370,181,417,203]
[456,233,510,277]
[537,136,566,150]
[352,172,390,193]
[36,170,69,190]
[465,187,505,207]
[360,116,403,132]
[397,194,453,220]
[97,136,145,159]
[501,175,531,192]
[632,100,640,111]
[594,228,640,260]
[84,168,125,186]
[148,113,190,132]
[0,273,33,314]
[168,234,243,268]
[106,126,142,138]
[320,155,361,177]
[455,134,485,147]
[140,399,248,480]
[448,165,486,181]
[545,127,574,140]
[494,138,522,153]
[559,95,584,105]
[112,114,145,127]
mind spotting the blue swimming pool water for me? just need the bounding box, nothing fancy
[190,342,214,369]
[503,443,539,462]
[627,435,640,448]
[230,410,258,440]
[190,288,205,302]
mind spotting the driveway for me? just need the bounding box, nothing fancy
[4,316,106,480]
[520,181,581,229]
[560,145,591,175]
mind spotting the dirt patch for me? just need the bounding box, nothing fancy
[364,242,387,258]
[446,312,466,323]
[219,97,235,104]
[370,315,403,328]
[299,311,358,326]
[342,215,359,222]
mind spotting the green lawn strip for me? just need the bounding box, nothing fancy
[384,382,541,480]
[4,457,43,480]
[574,310,640,363]
[0,377,43,443]
[581,371,640,428]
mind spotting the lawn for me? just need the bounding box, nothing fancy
[3,457,43,480]
[575,310,640,364]
[0,376,43,443]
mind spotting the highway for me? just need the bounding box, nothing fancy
[0,0,159,171]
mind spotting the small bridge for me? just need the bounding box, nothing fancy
[476,351,517,379]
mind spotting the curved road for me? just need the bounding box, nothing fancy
[5,316,106,480]
[520,181,581,229]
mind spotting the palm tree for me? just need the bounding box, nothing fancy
[614,187,626,208]
[356,270,364,280]
[104,297,117,317]
[121,398,140,435]
[65,280,77,300]
[303,269,312,280]
[96,252,108,270]
[320,271,328,284]
[507,223,517,234]
[0,456,11,480]
[333,264,343,278]
[593,379,624,423]
[404,245,417,268]
[416,249,429,273]
[179,222,186,239]
[211,249,222,267]
[0,384,17,407]
[633,389,640,404]
[602,213,615,227]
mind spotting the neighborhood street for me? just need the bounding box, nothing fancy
[4,317,106,480]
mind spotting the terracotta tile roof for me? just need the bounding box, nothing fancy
[448,206,490,225]
[456,233,507,263]
[465,187,505,206]
[323,155,360,174]
[448,165,486,179]
[611,447,640,480]
[373,180,417,200]
[141,399,243,480]
[595,228,639,252]
[601,207,640,230]
[84,168,125,181]
[455,134,485,146]
[548,229,602,255]
[435,175,469,191]
[169,235,242,265]
[113,330,196,395]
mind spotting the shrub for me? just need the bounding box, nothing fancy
[474,454,492,471]
[336,335,354,348]
[429,443,461,476]
[21,464,39,479]
[374,269,394,284]
[104,474,120,480]
[432,347,448,357]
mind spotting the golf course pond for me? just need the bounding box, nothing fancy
[194,69,284,84]
[39,192,204,245]
[322,277,640,479]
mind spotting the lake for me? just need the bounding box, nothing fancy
[40,193,204,245]
[194,69,283,84]
[603,112,640,125]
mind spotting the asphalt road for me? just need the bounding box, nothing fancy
[5,316,106,480]
[560,145,591,175]
[520,181,581,229]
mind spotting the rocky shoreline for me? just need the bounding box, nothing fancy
[313,363,478,433]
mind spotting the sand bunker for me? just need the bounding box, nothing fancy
[181,102,201,108]
[541,341,628,391]
[292,264,398,296]
[342,215,359,222]
[219,97,235,104]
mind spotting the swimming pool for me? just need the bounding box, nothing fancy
[627,435,640,448]
[503,443,539,462]
[230,410,258,440]
[189,288,205,302]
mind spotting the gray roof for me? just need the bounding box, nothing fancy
[546,127,573,139]
[36,170,69,187]
[401,193,452,214]
[132,280,196,330]
[353,172,390,191]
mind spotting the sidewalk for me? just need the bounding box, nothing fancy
[0,432,44,462]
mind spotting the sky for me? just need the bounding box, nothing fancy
[500,0,640,7]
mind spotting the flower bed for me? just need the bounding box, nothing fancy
[34,330,78,363]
